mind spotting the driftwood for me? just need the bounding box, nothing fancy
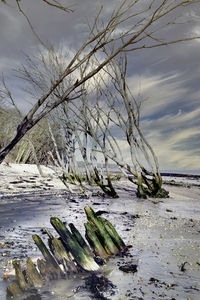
[6,206,126,299]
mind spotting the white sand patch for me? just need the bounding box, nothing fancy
[0,163,66,193]
[0,163,55,176]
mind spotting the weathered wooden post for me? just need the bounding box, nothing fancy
[50,217,100,272]
[6,281,22,298]
[32,234,63,279]
[44,227,78,273]
[12,260,28,291]
[84,222,109,259]
[99,217,127,251]
[84,206,119,255]
[25,258,43,287]
[69,223,94,257]
[6,206,127,299]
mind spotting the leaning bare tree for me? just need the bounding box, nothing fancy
[81,52,169,198]
[0,0,199,164]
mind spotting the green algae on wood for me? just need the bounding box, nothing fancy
[50,217,99,272]
[84,206,119,255]
[45,227,78,273]
[50,237,78,273]
[69,223,94,257]
[12,260,28,291]
[99,217,126,251]
[84,222,109,259]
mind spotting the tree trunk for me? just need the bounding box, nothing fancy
[137,173,169,198]
[0,125,28,163]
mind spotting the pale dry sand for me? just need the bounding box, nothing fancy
[0,163,66,193]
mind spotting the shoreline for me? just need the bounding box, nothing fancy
[0,163,199,193]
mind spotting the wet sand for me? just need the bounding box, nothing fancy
[0,164,200,299]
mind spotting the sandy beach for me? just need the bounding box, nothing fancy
[0,164,200,299]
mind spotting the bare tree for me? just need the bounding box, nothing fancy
[91,54,169,197]
[0,0,199,165]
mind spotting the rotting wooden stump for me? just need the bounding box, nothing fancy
[50,217,100,272]
[69,223,94,257]
[26,258,43,288]
[84,206,119,255]
[84,221,109,259]
[5,206,126,299]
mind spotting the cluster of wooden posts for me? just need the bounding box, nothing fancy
[6,206,127,298]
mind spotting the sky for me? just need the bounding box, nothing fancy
[0,0,200,172]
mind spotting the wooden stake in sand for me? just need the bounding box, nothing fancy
[25,258,43,287]
[50,217,100,272]
[69,223,94,257]
[84,206,119,255]
[32,234,63,279]
[6,281,22,298]
[12,260,28,291]
[99,217,127,251]
[84,221,109,259]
